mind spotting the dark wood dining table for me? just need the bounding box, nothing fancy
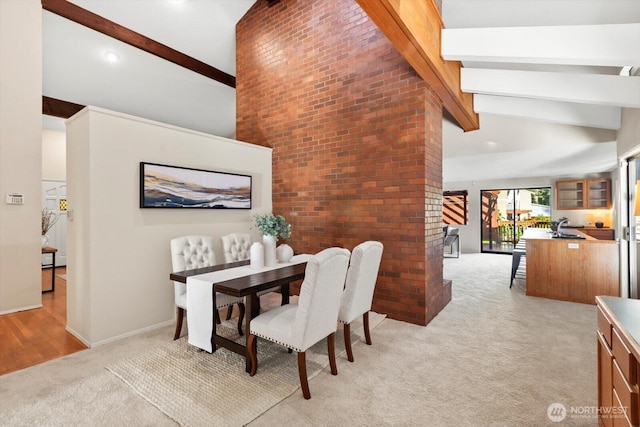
[170,259,307,372]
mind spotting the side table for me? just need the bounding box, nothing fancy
[41,246,58,293]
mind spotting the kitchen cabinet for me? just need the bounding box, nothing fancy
[556,178,611,210]
[588,179,612,209]
[582,227,615,240]
[596,297,640,427]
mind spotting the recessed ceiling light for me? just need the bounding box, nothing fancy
[105,51,120,63]
[486,141,497,147]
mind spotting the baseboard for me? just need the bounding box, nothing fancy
[0,303,43,315]
[76,319,175,348]
[66,325,91,348]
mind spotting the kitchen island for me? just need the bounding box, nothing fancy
[522,228,619,304]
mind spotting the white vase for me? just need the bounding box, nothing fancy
[250,242,264,270]
[41,234,49,247]
[276,243,294,263]
[263,235,277,267]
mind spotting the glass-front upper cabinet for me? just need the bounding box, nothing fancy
[556,179,611,210]
[556,180,585,209]
[587,179,611,209]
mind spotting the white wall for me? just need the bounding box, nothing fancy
[66,107,272,346]
[42,129,66,181]
[0,0,42,314]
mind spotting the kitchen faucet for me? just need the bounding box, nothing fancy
[556,219,569,236]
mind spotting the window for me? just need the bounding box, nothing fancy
[443,190,468,225]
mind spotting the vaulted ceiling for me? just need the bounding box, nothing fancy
[441,0,640,182]
[42,0,640,182]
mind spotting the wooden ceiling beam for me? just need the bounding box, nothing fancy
[42,96,85,119]
[356,0,479,132]
[41,0,236,88]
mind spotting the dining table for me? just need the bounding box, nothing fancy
[169,254,311,372]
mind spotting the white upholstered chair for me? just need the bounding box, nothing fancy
[247,247,351,399]
[220,232,281,317]
[338,241,384,362]
[220,233,253,263]
[170,235,245,340]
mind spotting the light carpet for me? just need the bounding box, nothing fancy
[106,313,385,427]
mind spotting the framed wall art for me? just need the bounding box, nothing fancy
[139,162,252,209]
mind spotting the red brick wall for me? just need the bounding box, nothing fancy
[236,0,447,325]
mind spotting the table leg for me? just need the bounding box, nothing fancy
[280,283,290,305]
[51,251,56,292]
[245,294,254,373]
[210,288,217,353]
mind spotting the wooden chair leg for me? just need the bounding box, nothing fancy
[363,311,372,345]
[298,351,311,399]
[215,309,221,325]
[225,304,233,320]
[174,307,184,340]
[248,334,258,376]
[237,303,245,336]
[344,322,354,362]
[327,332,338,375]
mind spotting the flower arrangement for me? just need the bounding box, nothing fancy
[253,213,292,240]
[41,208,60,236]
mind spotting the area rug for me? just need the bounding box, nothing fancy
[106,312,385,427]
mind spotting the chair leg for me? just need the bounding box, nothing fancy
[344,322,354,362]
[327,332,338,375]
[363,311,372,345]
[248,334,258,376]
[174,307,184,340]
[225,304,233,320]
[297,351,311,399]
[215,309,221,325]
[237,303,245,336]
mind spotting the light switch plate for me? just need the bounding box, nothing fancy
[6,193,24,205]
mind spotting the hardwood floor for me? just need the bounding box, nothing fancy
[0,267,87,376]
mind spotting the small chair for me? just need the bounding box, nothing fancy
[247,247,351,399]
[220,233,280,317]
[443,226,460,258]
[338,241,384,362]
[220,233,252,263]
[170,235,245,340]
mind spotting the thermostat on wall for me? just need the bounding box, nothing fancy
[6,193,24,205]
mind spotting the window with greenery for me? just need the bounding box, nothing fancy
[443,190,468,225]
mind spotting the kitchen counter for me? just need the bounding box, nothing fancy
[522,228,619,304]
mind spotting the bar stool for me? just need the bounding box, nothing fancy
[510,240,526,288]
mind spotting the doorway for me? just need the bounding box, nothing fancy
[481,187,551,254]
[42,180,67,267]
[623,157,640,299]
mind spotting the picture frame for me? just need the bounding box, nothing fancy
[139,162,252,209]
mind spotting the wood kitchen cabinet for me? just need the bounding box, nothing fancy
[582,227,615,240]
[556,178,611,210]
[588,179,612,209]
[596,297,640,427]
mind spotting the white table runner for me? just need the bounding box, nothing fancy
[186,254,312,352]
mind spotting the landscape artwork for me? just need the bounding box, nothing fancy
[140,162,252,209]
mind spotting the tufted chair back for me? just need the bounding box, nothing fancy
[220,233,252,263]
[170,235,216,309]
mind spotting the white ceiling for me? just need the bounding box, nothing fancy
[43,0,256,137]
[441,0,640,183]
[42,0,640,183]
